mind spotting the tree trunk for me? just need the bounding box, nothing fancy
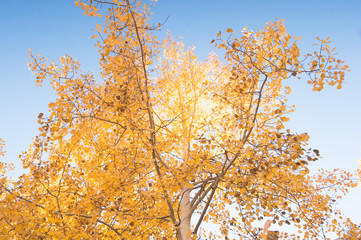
[178,187,191,240]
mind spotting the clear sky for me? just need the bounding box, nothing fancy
[1,0,360,231]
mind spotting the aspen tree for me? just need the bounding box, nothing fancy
[0,1,359,239]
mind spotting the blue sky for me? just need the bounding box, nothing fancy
[1,0,360,231]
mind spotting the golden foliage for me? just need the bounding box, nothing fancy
[0,1,358,239]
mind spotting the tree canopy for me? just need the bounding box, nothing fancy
[0,0,360,239]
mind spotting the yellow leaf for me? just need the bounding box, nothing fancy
[185,182,193,188]
[280,117,289,122]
